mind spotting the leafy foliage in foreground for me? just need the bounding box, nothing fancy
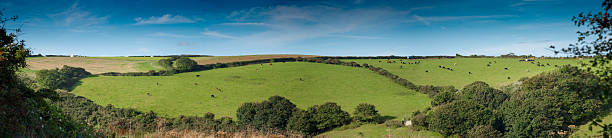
[415,66,605,137]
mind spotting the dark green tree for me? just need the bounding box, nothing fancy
[427,100,496,136]
[174,57,197,71]
[308,102,351,132]
[352,103,381,123]
[467,125,502,138]
[235,96,297,130]
[36,65,90,90]
[501,66,605,137]
[458,81,507,109]
[431,90,454,106]
[287,109,316,135]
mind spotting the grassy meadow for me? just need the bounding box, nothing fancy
[317,124,444,138]
[344,58,581,88]
[60,57,602,137]
[72,62,430,119]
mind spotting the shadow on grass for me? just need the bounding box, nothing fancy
[67,75,100,91]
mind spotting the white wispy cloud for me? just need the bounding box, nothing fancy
[407,15,517,25]
[134,14,202,25]
[221,5,409,46]
[201,30,238,39]
[149,32,201,38]
[220,22,267,26]
[48,2,109,32]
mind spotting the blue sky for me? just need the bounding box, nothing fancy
[1,0,603,56]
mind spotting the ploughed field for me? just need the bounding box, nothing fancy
[343,58,580,88]
[72,62,430,119]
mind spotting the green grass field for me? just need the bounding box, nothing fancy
[72,62,430,120]
[343,58,580,88]
[317,124,443,138]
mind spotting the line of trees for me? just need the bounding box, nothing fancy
[411,66,606,137]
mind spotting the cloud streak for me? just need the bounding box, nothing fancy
[48,2,109,32]
[134,14,201,25]
[407,15,517,25]
[201,30,238,39]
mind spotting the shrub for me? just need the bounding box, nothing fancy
[431,90,454,106]
[428,100,496,136]
[384,120,403,128]
[158,58,173,69]
[458,81,507,109]
[287,109,316,135]
[308,102,351,132]
[174,57,198,71]
[501,66,605,137]
[352,103,381,123]
[467,125,502,138]
[236,96,297,130]
[411,111,427,127]
[36,65,91,90]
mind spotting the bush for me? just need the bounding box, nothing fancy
[501,66,605,137]
[236,96,297,130]
[384,120,403,128]
[467,125,502,138]
[36,65,91,90]
[352,103,381,123]
[411,111,427,127]
[458,81,507,109]
[158,58,173,69]
[287,109,316,135]
[431,90,454,106]
[174,57,198,71]
[308,102,351,132]
[428,100,496,136]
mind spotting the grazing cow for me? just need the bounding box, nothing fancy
[546,63,550,66]
[507,76,511,79]
[442,66,446,69]
[438,65,441,68]
[196,75,200,77]
[146,92,151,96]
[468,72,472,74]
[194,83,198,85]
[425,70,429,72]
[299,78,304,81]
[504,68,508,70]
[216,87,223,92]
[486,64,490,67]
[156,82,159,86]
[211,94,215,98]
[450,69,454,71]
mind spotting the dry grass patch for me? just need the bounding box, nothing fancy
[26,57,162,74]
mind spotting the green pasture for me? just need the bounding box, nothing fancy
[72,62,430,120]
[343,58,580,88]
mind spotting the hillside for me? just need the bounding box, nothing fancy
[72,62,429,119]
